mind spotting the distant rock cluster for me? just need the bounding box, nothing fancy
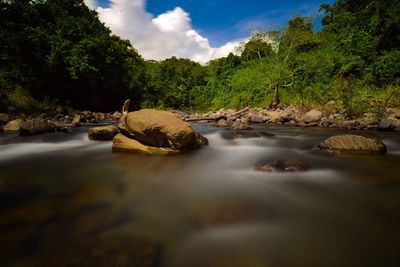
[184,105,400,131]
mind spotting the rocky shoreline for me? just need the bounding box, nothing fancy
[183,106,400,132]
[1,105,400,135]
[0,108,123,134]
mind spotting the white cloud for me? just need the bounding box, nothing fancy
[84,0,245,63]
[84,0,98,9]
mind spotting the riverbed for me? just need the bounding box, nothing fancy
[0,124,399,267]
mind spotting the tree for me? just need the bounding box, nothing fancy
[0,0,145,112]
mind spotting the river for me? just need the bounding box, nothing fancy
[0,123,399,267]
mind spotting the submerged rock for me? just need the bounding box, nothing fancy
[115,109,208,154]
[315,134,387,154]
[89,125,119,141]
[254,159,309,172]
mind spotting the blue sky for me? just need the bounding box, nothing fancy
[90,0,333,61]
[97,0,333,46]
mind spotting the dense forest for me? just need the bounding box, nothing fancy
[1,0,399,117]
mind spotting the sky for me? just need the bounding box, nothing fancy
[84,0,333,62]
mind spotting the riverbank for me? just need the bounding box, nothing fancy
[184,106,400,132]
[1,105,400,135]
[0,109,123,134]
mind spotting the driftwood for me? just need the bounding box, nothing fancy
[184,107,249,122]
[122,99,131,115]
[229,107,249,117]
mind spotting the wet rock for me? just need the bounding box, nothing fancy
[300,109,323,123]
[216,119,229,127]
[254,159,309,172]
[0,113,10,124]
[118,109,208,151]
[72,115,81,127]
[112,111,123,120]
[4,119,24,132]
[315,135,387,154]
[231,121,252,131]
[377,119,395,131]
[89,125,119,141]
[113,133,180,155]
[19,118,56,136]
[54,113,65,121]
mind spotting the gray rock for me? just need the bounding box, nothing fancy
[300,109,323,123]
[250,115,264,123]
[377,119,394,131]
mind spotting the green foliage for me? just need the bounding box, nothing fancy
[143,57,207,110]
[0,0,145,112]
[371,50,400,84]
[239,32,274,61]
[0,0,399,115]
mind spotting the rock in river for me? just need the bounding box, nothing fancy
[314,134,387,154]
[231,121,253,131]
[19,118,57,136]
[89,125,119,141]
[113,133,179,155]
[254,159,309,172]
[115,109,208,154]
[4,119,24,132]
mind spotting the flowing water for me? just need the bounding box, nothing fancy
[0,123,399,267]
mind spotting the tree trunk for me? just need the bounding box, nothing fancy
[269,82,280,110]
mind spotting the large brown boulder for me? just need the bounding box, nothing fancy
[315,135,387,154]
[112,133,179,155]
[117,109,208,152]
[89,125,119,141]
